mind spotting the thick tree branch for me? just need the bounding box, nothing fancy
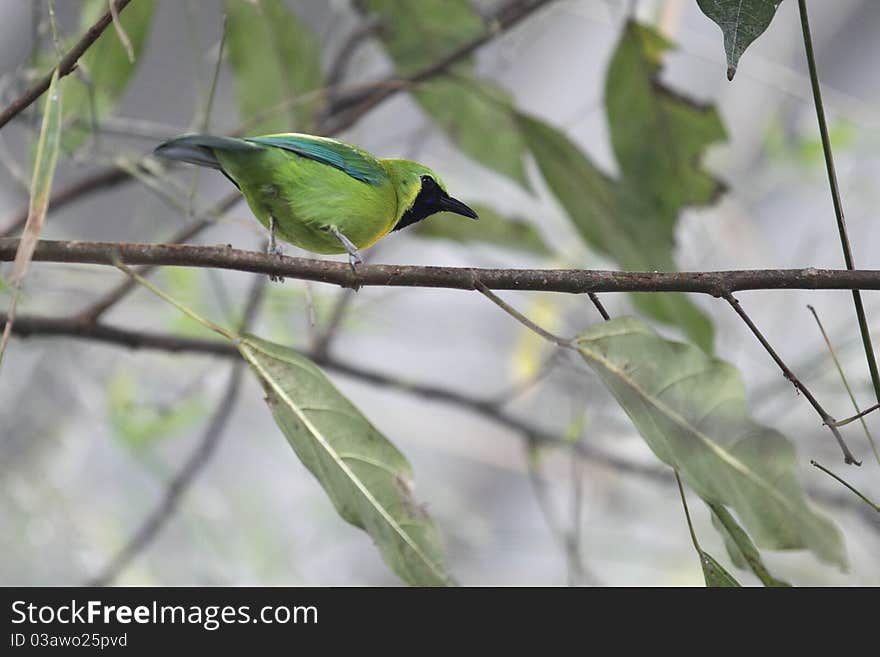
[4,238,880,295]
[0,0,134,130]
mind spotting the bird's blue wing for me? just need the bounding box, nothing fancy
[245,133,388,186]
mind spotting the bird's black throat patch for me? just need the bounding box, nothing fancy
[392,176,444,232]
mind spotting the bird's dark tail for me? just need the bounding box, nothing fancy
[153,134,256,170]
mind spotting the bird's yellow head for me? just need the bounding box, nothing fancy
[382,159,478,232]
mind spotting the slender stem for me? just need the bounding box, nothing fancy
[798,0,880,408]
[811,461,879,513]
[723,293,859,465]
[0,0,134,130]
[674,470,702,553]
[474,280,572,348]
[807,305,879,463]
[833,403,880,429]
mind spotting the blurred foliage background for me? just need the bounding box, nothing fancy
[1,0,879,585]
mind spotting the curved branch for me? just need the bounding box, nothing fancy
[3,238,880,295]
[5,310,878,527]
[0,0,134,130]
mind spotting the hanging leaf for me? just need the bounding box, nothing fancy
[363,0,529,187]
[518,114,714,351]
[61,0,156,148]
[413,203,550,255]
[576,316,847,568]
[711,504,792,586]
[605,22,726,226]
[239,335,454,586]
[696,0,783,80]
[517,21,725,352]
[700,551,741,587]
[226,0,324,133]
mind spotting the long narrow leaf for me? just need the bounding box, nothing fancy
[240,335,454,586]
[0,69,62,365]
[576,317,846,568]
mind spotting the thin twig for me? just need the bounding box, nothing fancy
[811,461,879,513]
[0,0,134,130]
[474,280,572,348]
[798,0,880,410]
[323,0,557,133]
[723,293,859,465]
[806,305,879,464]
[88,275,266,585]
[588,292,610,320]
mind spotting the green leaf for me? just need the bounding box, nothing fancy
[364,0,529,186]
[225,0,323,133]
[575,316,847,568]
[700,550,741,587]
[413,203,550,255]
[696,0,783,80]
[710,504,792,586]
[605,22,726,227]
[518,113,714,351]
[239,334,453,586]
[517,21,725,352]
[61,0,155,148]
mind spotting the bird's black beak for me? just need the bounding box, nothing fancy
[439,195,479,220]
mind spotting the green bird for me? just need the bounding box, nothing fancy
[153,132,478,270]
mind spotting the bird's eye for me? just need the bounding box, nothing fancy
[420,175,434,187]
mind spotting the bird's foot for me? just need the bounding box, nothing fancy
[347,250,363,275]
[266,240,285,283]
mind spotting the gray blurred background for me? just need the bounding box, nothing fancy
[1,0,879,585]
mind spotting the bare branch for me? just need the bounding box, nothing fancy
[4,309,879,527]
[4,239,880,296]
[0,0,134,130]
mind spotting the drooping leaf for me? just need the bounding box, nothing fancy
[413,203,550,255]
[0,69,63,366]
[225,0,323,133]
[61,0,156,148]
[696,0,783,80]
[517,21,725,352]
[700,550,741,587]
[575,317,847,568]
[710,504,792,586]
[605,22,726,226]
[518,113,714,351]
[239,335,453,586]
[364,0,529,186]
